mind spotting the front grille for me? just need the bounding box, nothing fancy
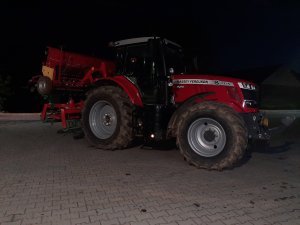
[241,89,259,101]
[241,89,259,108]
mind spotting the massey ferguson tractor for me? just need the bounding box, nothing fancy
[30,37,270,170]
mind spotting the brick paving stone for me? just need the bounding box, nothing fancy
[181,206,199,213]
[281,218,300,225]
[43,204,61,212]
[97,208,114,215]
[1,221,22,225]
[52,208,70,215]
[176,219,198,225]
[33,211,52,218]
[107,211,125,220]
[90,214,109,222]
[179,212,198,220]
[198,216,211,224]
[89,222,102,225]
[79,210,99,218]
[207,220,225,225]
[124,209,141,217]
[222,218,241,225]
[118,216,137,224]
[61,212,80,220]
[112,205,131,213]
[61,202,79,209]
[163,215,183,223]
[147,217,167,225]
[166,208,183,216]
[1,121,300,225]
[42,215,61,223]
[134,212,153,221]
[130,221,150,225]
[71,216,90,224]
[21,217,42,225]
[219,211,238,219]
[248,219,270,225]
[5,208,26,216]
[188,217,202,224]
[100,218,120,225]
[160,223,180,225]
[70,207,88,214]
[51,220,72,225]
[24,207,44,215]
[194,210,212,218]
[240,222,255,225]
[206,213,225,221]
[235,215,253,223]
[150,211,169,218]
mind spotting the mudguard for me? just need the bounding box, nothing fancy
[166,92,244,138]
[94,76,143,107]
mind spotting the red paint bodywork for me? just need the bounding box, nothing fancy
[172,74,258,113]
[37,47,258,129]
[96,76,143,107]
[38,47,115,128]
[38,47,144,128]
[41,99,83,129]
[44,47,115,90]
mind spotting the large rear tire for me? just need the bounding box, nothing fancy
[82,86,134,150]
[176,102,248,170]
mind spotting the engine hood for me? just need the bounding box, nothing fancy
[172,74,256,86]
[171,74,259,113]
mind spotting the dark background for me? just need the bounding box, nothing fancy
[0,0,300,112]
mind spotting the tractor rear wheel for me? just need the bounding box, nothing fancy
[82,86,134,150]
[176,102,248,170]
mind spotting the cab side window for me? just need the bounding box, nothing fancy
[125,44,152,78]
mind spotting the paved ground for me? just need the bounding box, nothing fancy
[0,121,299,225]
[0,113,40,121]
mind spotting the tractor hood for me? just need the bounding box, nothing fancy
[171,74,259,113]
[172,74,256,87]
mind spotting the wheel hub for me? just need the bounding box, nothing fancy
[103,113,113,126]
[187,118,226,157]
[89,100,117,139]
[203,128,217,142]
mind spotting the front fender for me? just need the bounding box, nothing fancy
[167,93,244,138]
[167,93,213,138]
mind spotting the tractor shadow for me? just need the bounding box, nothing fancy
[252,141,294,154]
[235,140,294,168]
[138,139,178,151]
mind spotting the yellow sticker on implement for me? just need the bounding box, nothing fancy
[42,66,54,80]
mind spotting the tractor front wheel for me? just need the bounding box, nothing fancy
[176,102,248,170]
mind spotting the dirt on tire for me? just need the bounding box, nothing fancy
[82,86,134,150]
[176,101,248,170]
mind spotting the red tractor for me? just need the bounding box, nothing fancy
[31,37,270,170]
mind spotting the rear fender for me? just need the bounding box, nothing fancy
[93,76,143,107]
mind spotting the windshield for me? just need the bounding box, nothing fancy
[163,43,186,74]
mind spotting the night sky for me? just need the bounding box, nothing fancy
[0,0,300,111]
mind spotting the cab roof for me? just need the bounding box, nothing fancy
[113,37,182,48]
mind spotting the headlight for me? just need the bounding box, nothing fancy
[238,82,256,90]
[243,100,258,108]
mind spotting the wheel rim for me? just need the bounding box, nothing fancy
[89,100,117,139]
[187,118,226,157]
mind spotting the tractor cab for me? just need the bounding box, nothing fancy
[112,37,185,104]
